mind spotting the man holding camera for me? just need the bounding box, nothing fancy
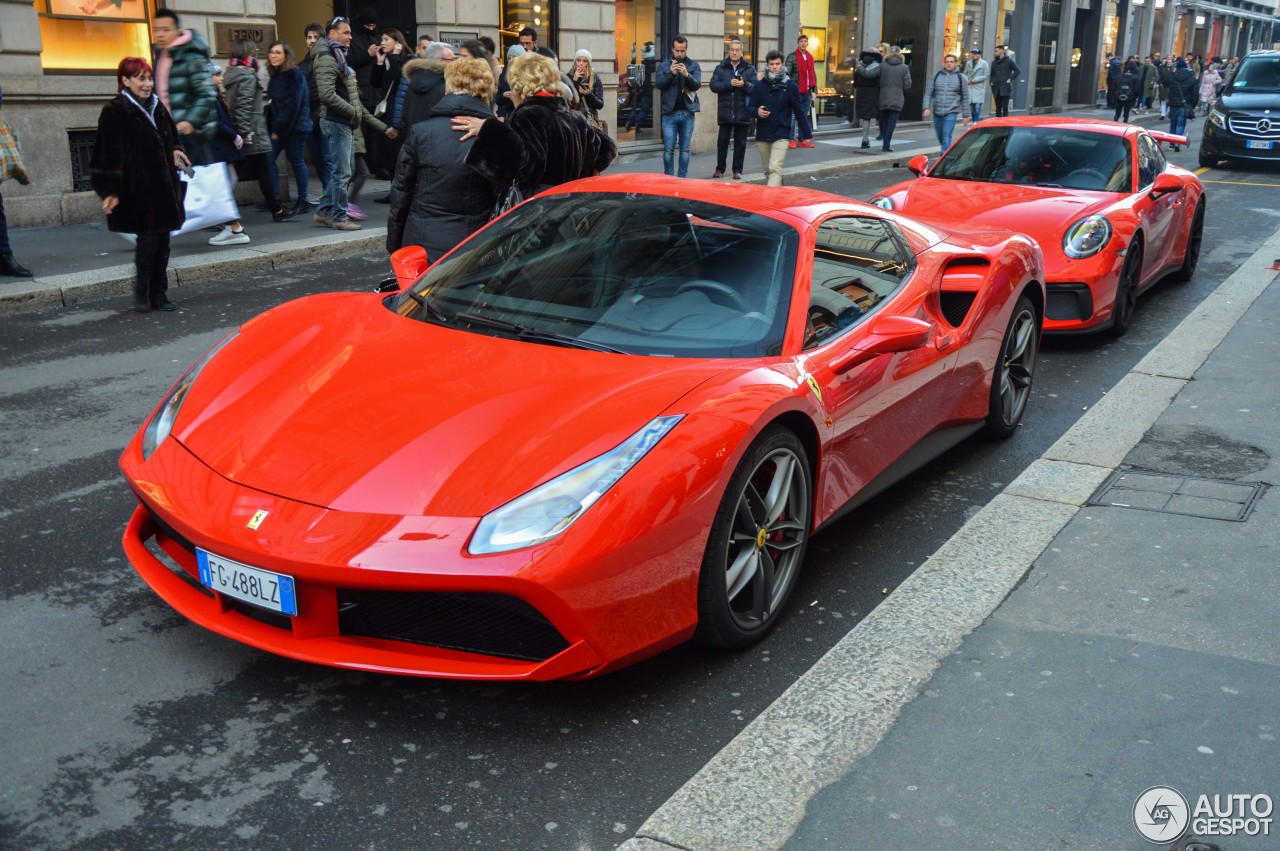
[656,36,702,178]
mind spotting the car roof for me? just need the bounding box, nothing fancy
[957,114,1142,139]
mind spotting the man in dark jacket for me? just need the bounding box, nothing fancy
[151,9,217,156]
[401,43,455,127]
[655,36,702,178]
[747,50,811,186]
[1159,58,1198,149]
[518,27,558,61]
[852,48,881,148]
[709,40,755,179]
[991,44,1020,117]
[877,46,911,151]
[1105,53,1122,108]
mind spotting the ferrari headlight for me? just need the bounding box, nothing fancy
[1208,108,1227,128]
[468,415,684,555]
[870,195,895,210]
[1062,215,1113,260]
[141,331,238,460]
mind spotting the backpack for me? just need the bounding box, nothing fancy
[1117,72,1137,103]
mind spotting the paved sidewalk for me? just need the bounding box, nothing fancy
[620,224,1280,851]
[0,105,1164,317]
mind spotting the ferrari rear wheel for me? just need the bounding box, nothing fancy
[1107,244,1143,338]
[696,427,812,649]
[1172,203,1204,283]
[984,295,1038,439]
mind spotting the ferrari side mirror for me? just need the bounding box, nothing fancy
[907,155,929,176]
[830,315,933,374]
[1149,172,1183,199]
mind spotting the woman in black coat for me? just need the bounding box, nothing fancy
[266,41,312,214]
[852,49,882,148]
[453,53,617,199]
[90,57,190,312]
[386,58,506,262]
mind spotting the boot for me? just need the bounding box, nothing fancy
[133,285,150,313]
[0,252,33,277]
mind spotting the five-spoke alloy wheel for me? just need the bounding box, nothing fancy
[985,295,1040,438]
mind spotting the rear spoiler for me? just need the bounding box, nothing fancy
[1147,130,1189,148]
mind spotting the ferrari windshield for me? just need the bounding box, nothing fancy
[1230,56,1280,92]
[929,126,1133,192]
[393,193,799,358]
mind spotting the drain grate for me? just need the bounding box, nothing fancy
[1087,470,1266,521]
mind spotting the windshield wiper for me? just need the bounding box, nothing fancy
[1033,182,1063,188]
[456,311,626,354]
[403,289,452,324]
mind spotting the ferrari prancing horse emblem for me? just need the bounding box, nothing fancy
[247,509,270,530]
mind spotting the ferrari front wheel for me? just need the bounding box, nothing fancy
[696,427,812,649]
[984,295,1039,438]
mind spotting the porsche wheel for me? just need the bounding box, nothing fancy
[1198,149,1218,169]
[1106,244,1142,338]
[984,295,1038,439]
[697,427,812,648]
[1172,203,1204,283]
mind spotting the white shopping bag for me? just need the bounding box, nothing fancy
[172,164,240,236]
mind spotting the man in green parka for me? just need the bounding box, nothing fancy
[151,8,217,156]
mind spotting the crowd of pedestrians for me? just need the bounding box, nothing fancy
[1105,49,1237,147]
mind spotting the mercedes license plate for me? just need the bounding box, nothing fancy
[1246,140,1274,150]
[197,549,298,616]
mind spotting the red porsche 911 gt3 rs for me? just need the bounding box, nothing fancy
[120,175,1044,680]
[870,116,1206,336]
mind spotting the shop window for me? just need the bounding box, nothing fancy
[35,0,153,72]
[501,0,558,58]
[616,0,662,141]
[724,0,757,62]
[815,0,863,127]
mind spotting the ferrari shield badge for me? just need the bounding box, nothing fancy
[804,374,824,404]
[247,509,270,530]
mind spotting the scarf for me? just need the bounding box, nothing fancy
[326,37,350,77]
[229,55,259,71]
[764,68,789,86]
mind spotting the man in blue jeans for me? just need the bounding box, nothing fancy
[922,53,971,153]
[656,36,701,178]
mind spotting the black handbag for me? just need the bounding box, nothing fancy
[490,180,523,220]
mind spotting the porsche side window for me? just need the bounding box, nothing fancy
[805,216,910,350]
[1136,135,1161,190]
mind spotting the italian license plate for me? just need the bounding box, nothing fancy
[197,549,298,616]
[1246,140,1274,150]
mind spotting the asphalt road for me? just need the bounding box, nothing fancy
[3,120,1279,850]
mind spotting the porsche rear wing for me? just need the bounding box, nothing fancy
[1147,130,1188,148]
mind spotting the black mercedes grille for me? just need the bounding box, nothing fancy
[940,292,977,326]
[337,590,571,662]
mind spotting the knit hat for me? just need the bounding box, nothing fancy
[355,6,378,25]
[575,49,592,62]
[1175,58,1188,68]
[506,44,526,62]
[205,60,222,75]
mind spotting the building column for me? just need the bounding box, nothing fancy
[1052,0,1078,111]
[1010,0,1042,111]
[1138,0,1157,56]
[678,0,730,158]
[1158,0,1177,56]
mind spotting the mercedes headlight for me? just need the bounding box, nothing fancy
[469,415,684,555]
[870,195,895,210]
[141,332,238,460]
[1062,215,1113,260]
[1208,108,1227,128]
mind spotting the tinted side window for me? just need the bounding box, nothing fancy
[1136,134,1162,189]
[805,216,912,350]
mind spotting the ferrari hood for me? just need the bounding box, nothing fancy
[173,294,734,517]
[890,178,1114,241]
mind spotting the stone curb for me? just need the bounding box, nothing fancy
[618,224,1280,851]
[0,232,384,318]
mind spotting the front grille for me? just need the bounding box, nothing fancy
[939,292,977,326]
[1046,284,1093,321]
[146,505,196,554]
[337,590,570,662]
[1226,116,1280,140]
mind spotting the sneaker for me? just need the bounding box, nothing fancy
[331,219,362,231]
[313,213,333,227]
[272,207,298,223]
[800,139,816,148]
[788,139,798,149]
[861,140,871,149]
[209,226,250,246]
[374,194,391,204]
[713,169,724,178]
[347,203,367,221]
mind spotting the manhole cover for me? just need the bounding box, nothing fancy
[1088,470,1266,522]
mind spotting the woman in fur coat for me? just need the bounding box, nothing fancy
[90,57,191,312]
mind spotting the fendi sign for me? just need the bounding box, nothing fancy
[212,22,278,55]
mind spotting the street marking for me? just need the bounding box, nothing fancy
[1194,166,1213,175]
[1198,179,1280,187]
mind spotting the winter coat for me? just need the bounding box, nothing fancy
[386,93,504,261]
[1199,69,1223,104]
[1159,66,1198,107]
[1115,69,1140,105]
[710,57,757,124]
[297,53,321,129]
[309,39,359,126]
[205,95,245,163]
[222,64,272,155]
[854,51,882,121]
[991,54,1020,98]
[402,58,448,127]
[266,67,312,137]
[153,29,217,142]
[964,57,990,109]
[349,25,379,103]
[747,73,812,143]
[785,49,818,94]
[878,54,912,112]
[90,93,186,235]
[350,89,388,155]
[572,73,605,117]
[466,95,618,198]
[1140,63,1158,99]
[655,57,702,115]
[924,67,969,116]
